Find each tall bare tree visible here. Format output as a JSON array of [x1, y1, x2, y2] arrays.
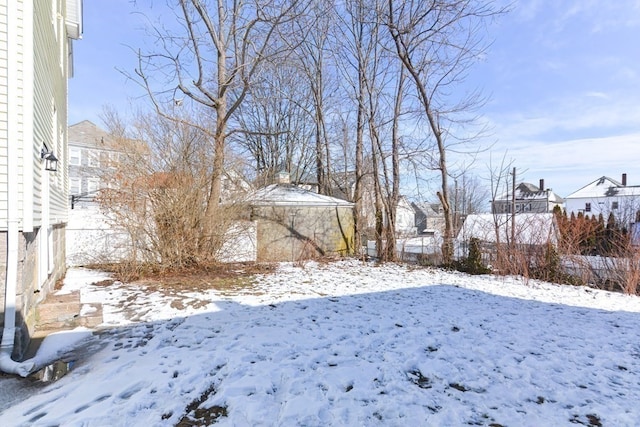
[[385, 0, 504, 263], [233, 63, 316, 186], [134, 0, 304, 247], [334, 0, 381, 253], [290, 0, 336, 195]]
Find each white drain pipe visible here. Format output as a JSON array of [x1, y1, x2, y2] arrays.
[[1, 221, 34, 377], [1, 0, 34, 377], [1, 138, 35, 376], [1, 101, 35, 377]]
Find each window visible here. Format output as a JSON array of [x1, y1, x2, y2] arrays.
[[88, 151, 99, 168], [70, 147, 81, 165], [585, 203, 591, 212], [87, 178, 100, 194], [70, 177, 81, 195], [612, 201, 619, 210], [110, 152, 120, 167], [100, 151, 110, 167]]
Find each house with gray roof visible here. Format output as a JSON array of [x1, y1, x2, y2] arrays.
[[492, 179, 563, 214], [68, 120, 122, 208]]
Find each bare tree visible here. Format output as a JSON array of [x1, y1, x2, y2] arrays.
[[289, 0, 337, 195], [449, 171, 489, 231], [385, 0, 504, 263], [332, 0, 382, 253], [233, 62, 316, 186], [134, 0, 304, 248]]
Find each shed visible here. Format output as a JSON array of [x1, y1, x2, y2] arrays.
[[248, 184, 354, 262]]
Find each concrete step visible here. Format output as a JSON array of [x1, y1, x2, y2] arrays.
[[78, 303, 103, 329], [34, 291, 104, 336]]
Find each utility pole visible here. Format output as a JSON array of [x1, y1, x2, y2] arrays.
[[511, 167, 516, 245]]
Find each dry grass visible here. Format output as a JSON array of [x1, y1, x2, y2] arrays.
[[85, 262, 277, 293]]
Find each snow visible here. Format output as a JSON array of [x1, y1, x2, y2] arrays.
[[566, 176, 640, 199], [457, 213, 557, 246], [247, 184, 354, 207], [2, 260, 640, 426]]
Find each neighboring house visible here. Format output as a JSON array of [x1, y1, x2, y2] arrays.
[[68, 120, 120, 208], [394, 196, 417, 236], [291, 167, 319, 193], [564, 174, 640, 226], [492, 179, 563, 214], [412, 202, 446, 235], [247, 183, 354, 262], [1, 0, 82, 371]]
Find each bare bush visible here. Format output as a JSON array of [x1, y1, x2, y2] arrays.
[[97, 111, 251, 274]]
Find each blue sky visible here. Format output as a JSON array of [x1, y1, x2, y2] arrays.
[[69, 0, 640, 199]]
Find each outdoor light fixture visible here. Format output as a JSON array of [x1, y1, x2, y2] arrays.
[[41, 146, 59, 172]]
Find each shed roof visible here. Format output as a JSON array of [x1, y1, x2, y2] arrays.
[[457, 213, 557, 245], [248, 184, 354, 207]]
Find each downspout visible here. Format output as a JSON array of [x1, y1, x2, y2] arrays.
[[1, 0, 35, 377], [0, 128, 35, 377]]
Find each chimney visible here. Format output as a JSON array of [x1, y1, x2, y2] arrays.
[[622, 173, 627, 186], [276, 171, 290, 184], [539, 179, 545, 191]]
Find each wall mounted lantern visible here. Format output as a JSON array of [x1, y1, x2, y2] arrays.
[[41, 146, 59, 172]]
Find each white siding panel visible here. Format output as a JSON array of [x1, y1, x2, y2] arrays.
[[34, 0, 70, 226], [0, 3, 8, 228]]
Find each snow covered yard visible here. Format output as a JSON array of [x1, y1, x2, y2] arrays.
[[2, 260, 640, 426]]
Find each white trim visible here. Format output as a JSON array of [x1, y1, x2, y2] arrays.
[[88, 150, 99, 167], [22, 0, 35, 233], [70, 146, 81, 165], [65, 0, 83, 40], [70, 176, 80, 194], [87, 177, 99, 194]]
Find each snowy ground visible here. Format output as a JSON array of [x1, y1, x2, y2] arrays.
[[2, 260, 640, 426]]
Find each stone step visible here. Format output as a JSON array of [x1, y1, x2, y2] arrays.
[[36, 292, 81, 325], [78, 303, 104, 329], [34, 291, 104, 336]]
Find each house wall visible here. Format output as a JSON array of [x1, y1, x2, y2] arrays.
[[492, 198, 560, 214], [34, 0, 69, 226], [0, 225, 65, 358], [565, 196, 640, 224], [1, 0, 74, 358], [68, 121, 120, 203], [252, 205, 354, 262], [393, 199, 416, 236]]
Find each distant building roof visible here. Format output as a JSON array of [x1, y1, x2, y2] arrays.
[[565, 176, 640, 199], [496, 182, 564, 203], [412, 202, 444, 216], [68, 120, 119, 150], [248, 184, 354, 207]]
